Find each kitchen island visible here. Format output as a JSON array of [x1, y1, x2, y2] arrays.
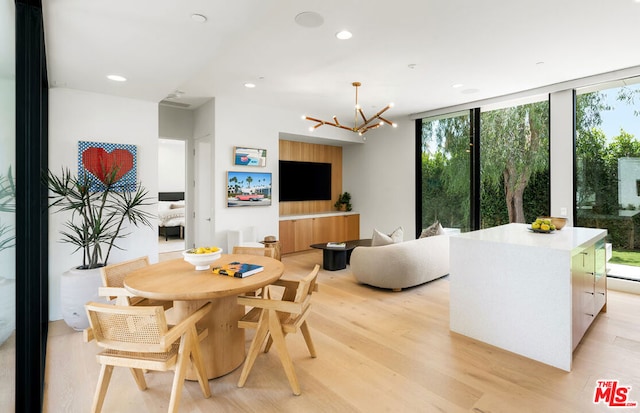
[[449, 223, 607, 371]]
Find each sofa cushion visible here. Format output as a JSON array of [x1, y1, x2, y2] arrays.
[[372, 228, 394, 246], [420, 220, 445, 238], [372, 226, 404, 246], [389, 226, 404, 243]]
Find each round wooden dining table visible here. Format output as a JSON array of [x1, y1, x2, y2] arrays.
[[124, 254, 284, 380]]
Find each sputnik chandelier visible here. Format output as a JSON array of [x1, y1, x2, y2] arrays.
[[303, 82, 397, 136]]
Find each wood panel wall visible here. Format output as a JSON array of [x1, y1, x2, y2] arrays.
[[279, 140, 342, 216]]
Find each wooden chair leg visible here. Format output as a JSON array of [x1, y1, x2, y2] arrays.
[[238, 310, 270, 388], [129, 368, 147, 390], [264, 335, 273, 353], [168, 333, 190, 413], [91, 364, 114, 413], [188, 326, 211, 398], [300, 321, 317, 358], [267, 309, 301, 395]]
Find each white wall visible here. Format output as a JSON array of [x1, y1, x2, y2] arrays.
[[343, 117, 415, 239], [210, 96, 365, 248], [158, 139, 185, 192], [159, 105, 193, 140], [618, 158, 640, 209], [48, 88, 159, 321]]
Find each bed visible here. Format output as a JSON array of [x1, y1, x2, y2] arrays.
[[158, 192, 185, 241]]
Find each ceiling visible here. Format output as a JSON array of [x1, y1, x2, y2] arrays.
[[41, 0, 640, 125]]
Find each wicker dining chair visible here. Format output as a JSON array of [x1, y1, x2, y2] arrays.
[[236, 264, 320, 395], [99, 256, 172, 309], [84, 301, 212, 413], [232, 246, 277, 297]]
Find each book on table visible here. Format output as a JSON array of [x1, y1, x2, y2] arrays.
[[326, 242, 346, 248], [212, 262, 264, 278]]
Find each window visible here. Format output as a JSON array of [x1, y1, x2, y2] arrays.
[[576, 78, 640, 279], [480, 98, 550, 227], [417, 98, 550, 234], [0, 0, 16, 409], [419, 112, 471, 233]]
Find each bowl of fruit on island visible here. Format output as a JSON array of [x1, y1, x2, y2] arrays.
[[530, 218, 556, 233], [183, 246, 222, 270]]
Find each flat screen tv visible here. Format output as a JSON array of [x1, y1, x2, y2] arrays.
[[279, 160, 332, 202]]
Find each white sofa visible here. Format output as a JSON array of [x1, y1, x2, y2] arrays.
[[350, 234, 450, 291]]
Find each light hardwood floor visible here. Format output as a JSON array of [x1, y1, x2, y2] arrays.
[[42, 250, 640, 412]]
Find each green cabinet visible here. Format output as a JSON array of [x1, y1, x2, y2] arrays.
[[571, 239, 607, 350]]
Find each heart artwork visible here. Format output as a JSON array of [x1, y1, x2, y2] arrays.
[[82, 147, 134, 185]]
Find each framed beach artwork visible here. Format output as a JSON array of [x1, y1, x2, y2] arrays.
[[78, 141, 137, 192], [233, 146, 267, 167], [227, 171, 272, 207]]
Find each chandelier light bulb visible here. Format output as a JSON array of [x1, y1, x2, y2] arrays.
[[302, 81, 396, 135]]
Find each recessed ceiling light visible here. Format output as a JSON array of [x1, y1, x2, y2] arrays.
[[191, 13, 207, 23], [452, 83, 464, 88], [106, 74, 127, 82], [294, 11, 324, 28], [244, 83, 256, 88], [336, 30, 353, 40], [407, 64, 417, 69]]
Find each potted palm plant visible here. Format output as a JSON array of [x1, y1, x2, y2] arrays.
[[47, 166, 154, 330]]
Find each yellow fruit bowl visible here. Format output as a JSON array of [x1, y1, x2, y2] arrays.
[[183, 247, 222, 270]]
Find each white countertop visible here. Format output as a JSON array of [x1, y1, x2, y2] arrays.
[[453, 223, 606, 252], [279, 211, 359, 220]]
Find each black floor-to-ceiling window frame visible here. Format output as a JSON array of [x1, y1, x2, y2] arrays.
[[415, 108, 481, 236], [15, 0, 48, 411], [416, 102, 550, 234]]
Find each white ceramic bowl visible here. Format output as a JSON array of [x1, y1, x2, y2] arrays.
[[182, 248, 222, 270]]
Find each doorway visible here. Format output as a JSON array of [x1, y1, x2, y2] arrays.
[[158, 138, 186, 253]]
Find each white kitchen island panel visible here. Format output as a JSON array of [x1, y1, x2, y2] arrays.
[[449, 223, 607, 371]]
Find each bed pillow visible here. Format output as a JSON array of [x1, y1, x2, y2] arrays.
[[170, 200, 185, 209], [158, 201, 173, 211]]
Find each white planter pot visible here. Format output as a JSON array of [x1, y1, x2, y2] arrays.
[[0, 276, 15, 346], [60, 266, 107, 331]]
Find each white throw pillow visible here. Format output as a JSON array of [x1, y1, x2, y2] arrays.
[[420, 220, 445, 238], [371, 226, 404, 246], [389, 226, 404, 243], [372, 228, 393, 246]]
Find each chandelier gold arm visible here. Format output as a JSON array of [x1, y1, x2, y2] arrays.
[[303, 81, 396, 135]]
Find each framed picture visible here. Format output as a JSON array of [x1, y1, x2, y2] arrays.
[[234, 146, 267, 167], [227, 171, 272, 207], [78, 141, 137, 192]]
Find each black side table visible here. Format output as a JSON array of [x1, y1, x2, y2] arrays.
[[310, 239, 372, 271]]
